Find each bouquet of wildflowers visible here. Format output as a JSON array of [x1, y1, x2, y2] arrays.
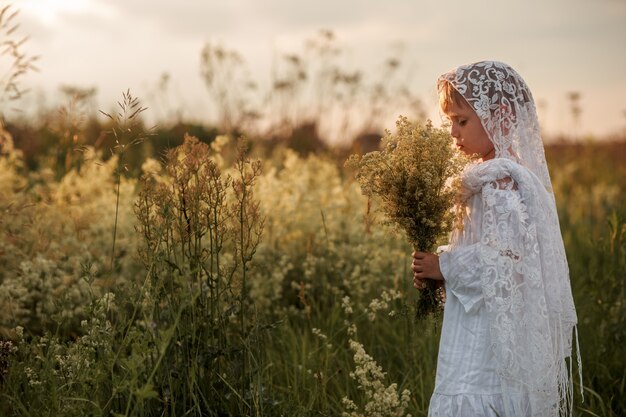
[[346, 116, 467, 317]]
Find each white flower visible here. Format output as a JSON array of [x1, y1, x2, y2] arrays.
[[342, 296, 353, 314], [312, 327, 328, 340]]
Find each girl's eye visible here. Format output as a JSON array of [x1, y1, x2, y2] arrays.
[[459, 119, 467, 126]]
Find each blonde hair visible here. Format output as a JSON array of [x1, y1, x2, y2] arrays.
[[437, 79, 466, 114]]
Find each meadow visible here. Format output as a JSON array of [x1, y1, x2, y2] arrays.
[[0, 107, 624, 416], [0, 7, 625, 416]]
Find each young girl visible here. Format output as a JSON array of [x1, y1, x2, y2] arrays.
[[411, 61, 582, 417]]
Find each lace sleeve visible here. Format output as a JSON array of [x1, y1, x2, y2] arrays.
[[439, 245, 482, 313]]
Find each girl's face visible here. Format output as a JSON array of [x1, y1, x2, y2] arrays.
[[444, 99, 495, 161]]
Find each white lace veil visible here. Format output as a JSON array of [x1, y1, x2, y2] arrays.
[[439, 61, 552, 191], [438, 61, 582, 416]]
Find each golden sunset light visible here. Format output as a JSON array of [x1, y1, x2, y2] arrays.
[[0, 2, 624, 416]]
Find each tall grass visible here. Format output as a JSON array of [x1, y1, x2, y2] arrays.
[[0, 133, 623, 416], [547, 142, 626, 415]]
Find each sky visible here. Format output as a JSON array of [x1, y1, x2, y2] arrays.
[[9, 0, 626, 142]]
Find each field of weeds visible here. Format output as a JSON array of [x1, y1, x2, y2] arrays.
[[0, 119, 624, 415]]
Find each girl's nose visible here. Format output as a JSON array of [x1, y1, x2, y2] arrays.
[[450, 123, 460, 139]]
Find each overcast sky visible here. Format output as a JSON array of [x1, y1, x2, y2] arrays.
[[11, 0, 626, 140]]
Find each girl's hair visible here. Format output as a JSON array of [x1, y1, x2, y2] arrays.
[[437, 79, 467, 114]]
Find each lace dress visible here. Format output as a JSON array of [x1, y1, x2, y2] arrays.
[[429, 166, 531, 417]]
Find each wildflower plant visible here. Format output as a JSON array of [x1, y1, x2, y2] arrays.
[[134, 134, 266, 416], [342, 339, 412, 417], [346, 116, 467, 317]]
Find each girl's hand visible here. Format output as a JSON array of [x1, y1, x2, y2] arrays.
[[412, 251, 443, 290]]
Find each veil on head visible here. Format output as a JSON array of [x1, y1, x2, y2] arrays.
[[438, 61, 553, 193]]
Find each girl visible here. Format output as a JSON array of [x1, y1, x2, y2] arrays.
[[411, 61, 582, 417]]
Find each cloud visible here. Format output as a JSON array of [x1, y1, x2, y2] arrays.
[[95, 0, 246, 40]]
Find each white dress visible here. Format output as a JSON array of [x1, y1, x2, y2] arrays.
[[428, 174, 530, 417]]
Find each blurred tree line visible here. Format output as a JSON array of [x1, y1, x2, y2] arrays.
[[4, 29, 427, 179]]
